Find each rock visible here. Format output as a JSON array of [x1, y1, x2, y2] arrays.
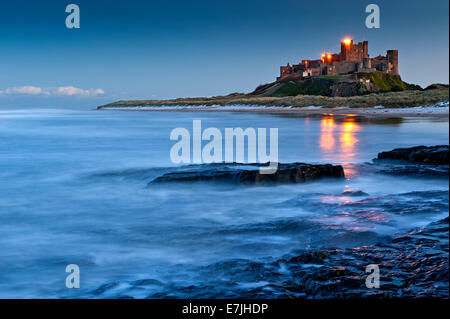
[[94, 214, 449, 299], [150, 163, 345, 185], [342, 190, 369, 197], [373, 163, 449, 178], [287, 251, 333, 265], [330, 82, 363, 97], [376, 145, 449, 165], [424, 83, 449, 90]]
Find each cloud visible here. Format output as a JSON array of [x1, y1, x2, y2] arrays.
[[0, 86, 105, 97], [0, 86, 44, 95], [52, 86, 105, 96]]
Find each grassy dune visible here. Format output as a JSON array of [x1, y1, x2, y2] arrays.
[[98, 88, 449, 109]]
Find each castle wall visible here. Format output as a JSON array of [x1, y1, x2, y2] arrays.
[[309, 67, 321, 76], [372, 59, 398, 75], [372, 60, 389, 72], [334, 61, 359, 74]]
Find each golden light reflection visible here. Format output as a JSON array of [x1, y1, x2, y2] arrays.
[[340, 118, 359, 154], [319, 116, 360, 178], [319, 117, 335, 151]]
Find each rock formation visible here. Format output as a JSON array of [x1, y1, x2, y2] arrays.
[[150, 163, 345, 185]]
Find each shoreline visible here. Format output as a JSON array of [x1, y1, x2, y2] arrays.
[[98, 105, 450, 119], [97, 87, 449, 118]]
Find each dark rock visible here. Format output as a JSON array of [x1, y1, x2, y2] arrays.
[[200, 216, 448, 298], [373, 163, 449, 178], [376, 145, 449, 165], [424, 83, 449, 90], [287, 251, 332, 265], [92, 216, 449, 299], [150, 162, 345, 185], [330, 82, 365, 97], [342, 190, 369, 197]]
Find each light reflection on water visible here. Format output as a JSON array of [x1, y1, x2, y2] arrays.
[[319, 116, 360, 178]]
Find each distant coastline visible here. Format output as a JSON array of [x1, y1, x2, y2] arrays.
[[97, 87, 449, 118]]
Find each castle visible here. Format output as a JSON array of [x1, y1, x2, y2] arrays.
[[278, 38, 398, 80]]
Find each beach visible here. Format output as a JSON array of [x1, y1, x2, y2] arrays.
[[98, 104, 449, 119]]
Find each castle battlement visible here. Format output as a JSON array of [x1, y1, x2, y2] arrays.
[[278, 38, 398, 80]]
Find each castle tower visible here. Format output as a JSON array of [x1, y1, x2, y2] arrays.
[[363, 56, 372, 69], [340, 39, 369, 61], [387, 50, 399, 75], [340, 39, 353, 61]]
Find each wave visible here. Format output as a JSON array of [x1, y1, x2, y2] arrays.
[[85, 216, 449, 299]]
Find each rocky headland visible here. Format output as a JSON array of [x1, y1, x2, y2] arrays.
[[97, 77, 448, 110]]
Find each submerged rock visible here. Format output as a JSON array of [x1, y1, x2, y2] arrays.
[[90, 189, 448, 299], [150, 163, 345, 185], [372, 163, 449, 178], [376, 145, 449, 165], [341, 190, 369, 197], [142, 216, 449, 299]]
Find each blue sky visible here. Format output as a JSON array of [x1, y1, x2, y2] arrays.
[[0, 0, 448, 107]]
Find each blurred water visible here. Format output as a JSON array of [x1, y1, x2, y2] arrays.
[[0, 108, 448, 298]]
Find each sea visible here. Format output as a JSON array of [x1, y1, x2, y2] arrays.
[[0, 106, 448, 298]]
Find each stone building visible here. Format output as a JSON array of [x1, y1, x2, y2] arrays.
[[278, 38, 399, 80]]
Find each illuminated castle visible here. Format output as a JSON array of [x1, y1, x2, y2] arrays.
[[278, 38, 398, 80]]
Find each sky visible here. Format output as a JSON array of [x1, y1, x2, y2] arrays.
[[0, 0, 448, 108]]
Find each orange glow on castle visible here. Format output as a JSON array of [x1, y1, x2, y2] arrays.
[[278, 37, 399, 80]]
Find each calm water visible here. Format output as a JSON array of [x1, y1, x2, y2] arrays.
[[0, 108, 448, 298]]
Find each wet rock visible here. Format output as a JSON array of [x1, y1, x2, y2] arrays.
[[342, 190, 369, 197], [370, 145, 449, 177], [173, 216, 449, 298], [89, 191, 448, 299], [376, 145, 449, 165], [285, 216, 449, 298], [373, 163, 449, 178], [150, 162, 345, 185], [286, 251, 333, 265]]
